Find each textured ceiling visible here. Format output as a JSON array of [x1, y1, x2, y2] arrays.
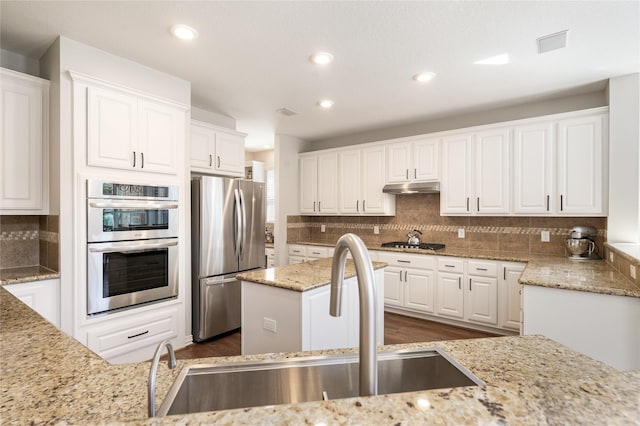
[[1, 1, 638, 150]]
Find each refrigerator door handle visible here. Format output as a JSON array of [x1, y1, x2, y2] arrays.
[[239, 188, 247, 259], [233, 188, 242, 258]]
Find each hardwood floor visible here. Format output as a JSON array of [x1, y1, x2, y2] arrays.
[[173, 312, 500, 360]]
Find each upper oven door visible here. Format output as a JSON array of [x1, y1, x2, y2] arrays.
[[87, 199, 179, 242]]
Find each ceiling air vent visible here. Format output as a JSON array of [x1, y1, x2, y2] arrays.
[[276, 107, 297, 116], [537, 30, 568, 54]]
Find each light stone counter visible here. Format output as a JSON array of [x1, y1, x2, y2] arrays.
[[0, 265, 60, 285], [292, 242, 640, 298], [236, 257, 388, 292], [2, 285, 640, 425]]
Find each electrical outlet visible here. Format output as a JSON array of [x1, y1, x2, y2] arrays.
[[458, 228, 465, 238], [263, 317, 277, 333], [541, 231, 550, 242], [373, 225, 380, 235], [631, 265, 637, 280], [321, 224, 326, 233]]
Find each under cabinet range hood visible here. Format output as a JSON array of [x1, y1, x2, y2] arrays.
[[382, 182, 440, 194]]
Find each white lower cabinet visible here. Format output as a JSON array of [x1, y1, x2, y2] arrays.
[[435, 258, 465, 319], [378, 252, 435, 314], [466, 260, 498, 326], [84, 305, 180, 364], [288, 244, 307, 264], [241, 269, 384, 355], [265, 248, 276, 268], [4, 279, 59, 327], [500, 262, 526, 331]]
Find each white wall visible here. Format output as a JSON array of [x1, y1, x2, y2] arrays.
[[191, 105, 236, 129], [608, 73, 640, 242], [274, 135, 309, 265], [251, 150, 275, 169], [40, 36, 191, 344], [307, 89, 607, 151], [1, 48, 39, 76]]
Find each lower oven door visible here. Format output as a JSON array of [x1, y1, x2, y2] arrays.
[[87, 238, 178, 315]]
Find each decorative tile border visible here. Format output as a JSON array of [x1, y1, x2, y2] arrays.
[[0, 230, 39, 241], [39, 230, 59, 243], [288, 222, 606, 237]]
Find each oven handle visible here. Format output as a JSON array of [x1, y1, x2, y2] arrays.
[[88, 240, 178, 253], [89, 201, 179, 209]]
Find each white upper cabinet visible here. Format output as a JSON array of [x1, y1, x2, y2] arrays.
[[442, 128, 510, 215], [513, 122, 554, 214], [513, 110, 607, 216], [557, 113, 606, 215], [441, 133, 473, 214], [474, 128, 510, 214], [87, 84, 186, 175], [299, 152, 338, 215], [190, 120, 246, 177], [339, 146, 395, 215], [0, 68, 49, 214], [386, 137, 439, 183]]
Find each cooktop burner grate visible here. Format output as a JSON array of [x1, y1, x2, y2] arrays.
[[381, 242, 445, 251]]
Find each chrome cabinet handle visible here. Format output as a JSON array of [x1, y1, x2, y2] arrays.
[[363, 200, 366, 212], [357, 200, 359, 212], [406, 169, 409, 180], [477, 197, 480, 212], [469, 278, 472, 291], [414, 168, 417, 179], [466, 197, 470, 212], [128, 330, 149, 339], [398, 260, 411, 264], [458, 276, 461, 289], [399, 270, 403, 282], [503, 267, 506, 280], [209, 154, 212, 167], [476, 268, 488, 271], [318, 201, 321, 212], [217, 156, 221, 168], [445, 264, 455, 268], [313, 201, 316, 212], [404, 270, 408, 281], [141, 152, 144, 168], [132, 151, 136, 167], [546, 195, 550, 211], [560, 195, 564, 211]]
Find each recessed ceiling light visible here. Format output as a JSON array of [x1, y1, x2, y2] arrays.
[[170, 24, 198, 40], [309, 52, 334, 65], [318, 99, 334, 109], [412, 72, 436, 83], [474, 53, 509, 65]]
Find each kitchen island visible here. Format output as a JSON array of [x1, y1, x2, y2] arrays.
[[237, 257, 386, 355], [2, 277, 640, 424]]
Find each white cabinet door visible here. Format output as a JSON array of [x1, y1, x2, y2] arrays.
[[137, 99, 182, 174], [338, 149, 361, 214], [317, 153, 338, 214], [466, 276, 498, 325], [4, 279, 59, 328], [361, 146, 392, 214], [386, 142, 412, 183], [305, 284, 352, 351], [383, 267, 404, 307], [215, 130, 245, 176], [413, 138, 439, 181], [404, 269, 435, 314], [299, 156, 318, 214], [441, 134, 473, 214], [474, 128, 510, 214], [0, 69, 48, 213], [87, 85, 138, 170], [435, 272, 464, 319], [501, 263, 525, 332], [513, 123, 554, 214], [191, 122, 216, 171], [557, 114, 605, 215]]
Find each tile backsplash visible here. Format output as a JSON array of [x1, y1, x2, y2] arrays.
[[0, 215, 59, 271], [287, 193, 607, 257]]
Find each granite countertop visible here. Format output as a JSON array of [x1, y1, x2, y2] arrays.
[[290, 242, 640, 298], [2, 287, 639, 425], [236, 257, 387, 292], [0, 265, 60, 285]]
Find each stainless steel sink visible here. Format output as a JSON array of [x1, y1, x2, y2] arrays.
[[157, 348, 484, 416]]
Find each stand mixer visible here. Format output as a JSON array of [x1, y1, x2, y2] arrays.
[[565, 226, 599, 260]]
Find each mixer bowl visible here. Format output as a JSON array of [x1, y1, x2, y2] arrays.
[[565, 238, 593, 256]]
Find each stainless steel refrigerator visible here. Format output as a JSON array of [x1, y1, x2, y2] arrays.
[[191, 175, 265, 342]]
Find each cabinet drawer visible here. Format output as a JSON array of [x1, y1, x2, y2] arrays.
[[87, 307, 178, 356], [288, 244, 307, 256], [377, 252, 435, 270], [437, 257, 464, 273], [307, 246, 329, 258], [468, 260, 498, 277]]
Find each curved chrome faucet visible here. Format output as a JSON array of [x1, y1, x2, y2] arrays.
[[330, 233, 378, 396], [148, 339, 177, 417]]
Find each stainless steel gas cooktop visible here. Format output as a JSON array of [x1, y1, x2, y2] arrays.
[[381, 242, 445, 251]]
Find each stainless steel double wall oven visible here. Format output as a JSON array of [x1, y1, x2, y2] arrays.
[[86, 180, 179, 315]]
